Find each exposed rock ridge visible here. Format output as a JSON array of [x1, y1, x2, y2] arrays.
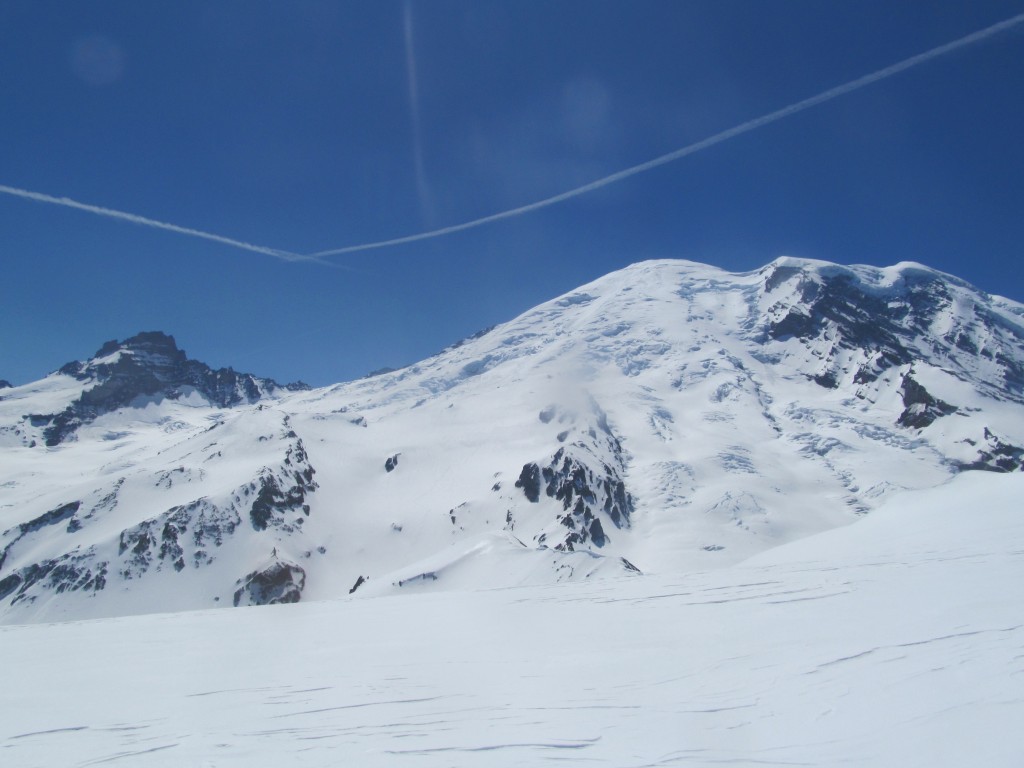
[[0, 424, 318, 608], [514, 400, 634, 552], [759, 262, 1024, 404], [37, 331, 308, 445]]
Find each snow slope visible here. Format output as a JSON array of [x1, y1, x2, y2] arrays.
[[2, 470, 1022, 766], [1, 258, 1023, 622]]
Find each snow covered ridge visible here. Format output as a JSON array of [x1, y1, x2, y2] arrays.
[[1, 257, 1023, 624]]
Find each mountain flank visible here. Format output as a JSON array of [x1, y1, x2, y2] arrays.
[[1, 258, 1022, 623]]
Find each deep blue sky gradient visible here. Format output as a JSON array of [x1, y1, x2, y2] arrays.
[[2, 1, 1023, 386]]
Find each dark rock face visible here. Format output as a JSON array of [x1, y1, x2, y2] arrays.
[[548, 449, 629, 525], [0, 418, 319, 610], [18, 501, 80, 534], [515, 463, 542, 503], [514, 401, 634, 552], [118, 499, 241, 579], [249, 437, 317, 531], [233, 558, 306, 606], [41, 332, 309, 445], [761, 265, 1024, 403], [0, 573, 19, 602], [758, 263, 1024, 480], [384, 454, 400, 473], [249, 473, 312, 531], [897, 373, 958, 429], [524, 447, 632, 550], [957, 428, 1024, 473], [0, 551, 108, 605], [766, 271, 917, 370], [0, 501, 82, 570], [0, 380, 11, 389]]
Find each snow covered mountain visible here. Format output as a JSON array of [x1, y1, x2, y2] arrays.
[[2, 257, 1023, 623]]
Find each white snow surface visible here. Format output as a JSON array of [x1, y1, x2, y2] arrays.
[[2, 470, 1022, 766], [2, 258, 1024, 623], [3, 257, 1024, 764]]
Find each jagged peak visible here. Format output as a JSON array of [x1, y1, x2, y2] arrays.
[[32, 331, 310, 446], [58, 331, 187, 379], [57, 331, 307, 391], [93, 330, 184, 360]]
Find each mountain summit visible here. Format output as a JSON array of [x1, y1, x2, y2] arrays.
[[29, 331, 308, 446], [1, 258, 1022, 623]]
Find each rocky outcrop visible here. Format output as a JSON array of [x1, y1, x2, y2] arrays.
[[957, 428, 1024, 473], [248, 435, 317, 531], [0, 501, 82, 570], [233, 557, 306, 606], [760, 263, 1024, 403], [514, 401, 634, 552], [249, 472, 311, 531], [0, 419, 318, 610], [897, 373, 958, 429], [41, 332, 308, 445], [764, 269, 914, 375], [516, 448, 632, 551], [118, 498, 242, 579], [0, 550, 108, 606]]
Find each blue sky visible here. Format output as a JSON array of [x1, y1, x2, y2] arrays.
[[2, 1, 1023, 387]]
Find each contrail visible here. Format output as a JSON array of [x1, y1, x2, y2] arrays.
[[0, 183, 317, 263], [311, 11, 1024, 259], [2, 13, 1020, 265], [404, 0, 432, 222]]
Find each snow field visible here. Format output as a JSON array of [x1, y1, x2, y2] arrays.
[[2, 471, 1023, 766]]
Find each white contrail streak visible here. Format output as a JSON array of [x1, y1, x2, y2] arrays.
[[404, 0, 432, 221], [2, 13, 1020, 265], [311, 11, 1024, 259], [0, 183, 316, 263]]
